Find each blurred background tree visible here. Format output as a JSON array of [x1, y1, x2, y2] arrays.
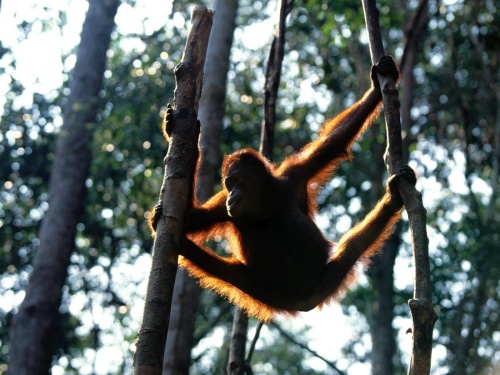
[[0, 0, 498, 374]]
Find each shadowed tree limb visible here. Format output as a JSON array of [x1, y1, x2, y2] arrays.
[[361, 1, 437, 374], [163, 1, 238, 373], [134, 7, 213, 374]]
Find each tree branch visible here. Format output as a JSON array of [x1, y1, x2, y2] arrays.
[[259, 0, 293, 159], [134, 7, 213, 374], [361, 1, 437, 374]]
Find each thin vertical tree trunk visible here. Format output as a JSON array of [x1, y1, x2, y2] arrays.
[[8, 1, 120, 373], [227, 308, 249, 375], [368, 2, 430, 373], [134, 7, 213, 375], [399, 0, 429, 155], [259, 0, 292, 158], [228, 1, 292, 373], [361, 1, 437, 374], [163, 1, 238, 373], [369, 225, 401, 375]]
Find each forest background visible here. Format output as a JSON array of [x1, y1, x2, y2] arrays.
[[0, 0, 499, 374]]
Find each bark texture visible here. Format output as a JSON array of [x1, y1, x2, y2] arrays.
[[227, 308, 249, 375], [8, 1, 120, 373], [134, 7, 213, 375], [163, 2, 238, 374], [361, 1, 437, 374]]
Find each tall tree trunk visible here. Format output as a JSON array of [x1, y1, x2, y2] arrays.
[[363, 1, 431, 373], [227, 308, 249, 375], [369, 225, 401, 375], [362, 1, 436, 374], [162, 1, 238, 374], [162, 271, 202, 374], [134, 8, 212, 374], [8, 0, 120, 373]]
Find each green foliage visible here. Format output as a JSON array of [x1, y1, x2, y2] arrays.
[[2, 0, 500, 373]]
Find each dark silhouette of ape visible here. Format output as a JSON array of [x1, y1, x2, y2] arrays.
[[151, 56, 415, 321]]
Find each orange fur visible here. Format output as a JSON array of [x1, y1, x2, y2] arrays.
[[150, 56, 410, 321]]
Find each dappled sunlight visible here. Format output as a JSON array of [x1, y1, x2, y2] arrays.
[[1, 0, 498, 373]]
